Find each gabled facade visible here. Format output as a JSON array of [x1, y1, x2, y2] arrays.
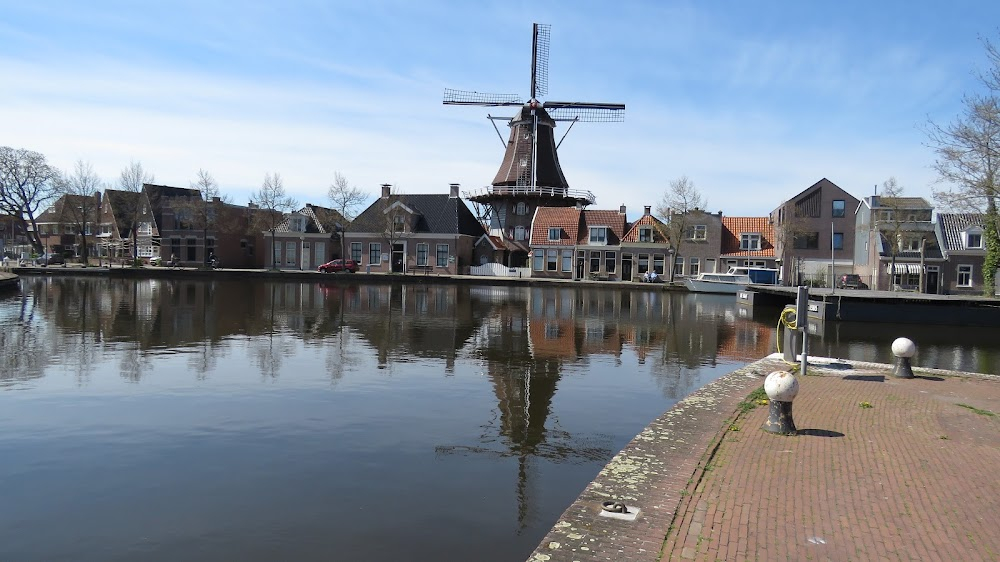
[[575, 207, 628, 280], [345, 184, 485, 275], [620, 205, 672, 281], [99, 189, 157, 262], [855, 195, 944, 292], [936, 213, 989, 295], [144, 184, 204, 265], [771, 178, 859, 286], [529, 206, 581, 279], [720, 217, 777, 271], [263, 203, 348, 270]]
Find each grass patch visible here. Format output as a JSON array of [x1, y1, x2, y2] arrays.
[[738, 386, 768, 414], [859, 401, 873, 409], [956, 403, 996, 417]]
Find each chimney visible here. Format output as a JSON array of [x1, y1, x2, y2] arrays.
[[381, 184, 391, 199], [575, 201, 583, 210], [619, 204, 627, 215], [212, 196, 221, 203], [449, 183, 460, 199], [644, 205, 651, 216]]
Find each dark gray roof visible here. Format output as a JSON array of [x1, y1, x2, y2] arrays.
[[350, 194, 485, 236], [874, 196, 931, 210], [938, 213, 986, 251]]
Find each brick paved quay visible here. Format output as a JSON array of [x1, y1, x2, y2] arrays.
[[529, 357, 1000, 562]]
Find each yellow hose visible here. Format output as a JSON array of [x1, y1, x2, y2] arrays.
[[775, 307, 800, 367]]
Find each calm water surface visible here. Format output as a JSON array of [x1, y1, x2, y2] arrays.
[[1, 277, 996, 561]]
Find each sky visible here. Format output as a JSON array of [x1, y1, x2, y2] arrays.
[[2, 0, 999, 220]]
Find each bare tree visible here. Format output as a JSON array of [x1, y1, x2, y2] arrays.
[[182, 169, 234, 265], [58, 160, 103, 265], [655, 175, 706, 283], [0, 146, 61, 253], [380, 193, 410, 272], [927, 35, 1000, 295], [116, 161, 154, 262], [251, 172, 297, 269], [327, 172, 369, 221], [877, 177, 911, 290]]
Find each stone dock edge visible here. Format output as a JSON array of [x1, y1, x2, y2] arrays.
[[526, 356, 996, 562]]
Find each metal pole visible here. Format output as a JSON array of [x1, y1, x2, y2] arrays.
[[831, 220, 836, 295], [796, 285, 809, 376]]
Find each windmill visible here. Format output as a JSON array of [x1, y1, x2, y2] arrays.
[[443, 23, 625, 266]]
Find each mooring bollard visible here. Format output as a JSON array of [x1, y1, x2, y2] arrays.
[[891, 337, 916, 379], [762, 371, 798, 435]]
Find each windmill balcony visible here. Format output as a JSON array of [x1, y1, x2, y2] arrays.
[[464, 184, 596, 205]]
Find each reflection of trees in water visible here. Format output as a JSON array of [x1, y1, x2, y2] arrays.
[[0, 293, 46, 385]]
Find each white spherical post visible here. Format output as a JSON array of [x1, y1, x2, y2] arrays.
[[891, 337, 916, 379], [762, 371, 799, 435]]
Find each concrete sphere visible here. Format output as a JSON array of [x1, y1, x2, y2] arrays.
[[891, 337, 916, 358], [764, 371, 799, 402]]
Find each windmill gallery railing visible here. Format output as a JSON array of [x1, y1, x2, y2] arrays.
[[463, 184, 596, 205]]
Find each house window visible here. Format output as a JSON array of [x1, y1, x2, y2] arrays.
[[653, 254, 664, 274], [832, 200, 845, 218], [351, 242, 362, 262], [101, 224, 112, 235], [369, 243, 381, 264], [436, 244, 449, 267], [546, 249, 557, 271], [589, 226, 607, 244], [590, 251, 600, 272], [548, 227, 560, 241], [562, 250, 573, 272], [533, 251, 544, 271], [605, 251, 617, 273], [903, 237, 921, 251], [674, 256, 684, 275], [285, 241, 296, 265], [793, 232, 819, 249], [84, 224, 92, 236], [967, 232, 983, 248], [515, 202, 527, 215], [638, 253, 649, 274], [687, 225, 707, 240], [957, 265, 973, 287], [833, 232, 844, 250], [740, 233, 761, 251], [187, 238, 197, 261], [393, 215, 405, 233], [137, 222, 152, 235], [689, 257, 700, 276], [514, 226, 526, 241], [639, 227, 652, 243], [416, 243, 429, 266]]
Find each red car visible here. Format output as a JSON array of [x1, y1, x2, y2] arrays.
[[318, 259, 358, 273]]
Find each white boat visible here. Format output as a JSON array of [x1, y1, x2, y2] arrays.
[[683, 271, 753, 294]]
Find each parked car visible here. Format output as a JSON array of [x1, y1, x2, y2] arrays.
[[318, 259, 358, 273], [35, 253, 65, 266], [838, 274, 868, 289]]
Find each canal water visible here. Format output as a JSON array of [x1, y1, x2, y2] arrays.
[[1, 277, 996, 561]]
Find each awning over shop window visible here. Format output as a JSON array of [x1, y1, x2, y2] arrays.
[[886, 263, 921, 274]]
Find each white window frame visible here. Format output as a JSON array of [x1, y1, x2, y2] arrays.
[[546, 249, 557, 271], [548, 227, 560, 242], [369, 243, 381, 264], [416, 243, 429, 266], [967, 231, 983, 249], [589, 226, 608, 245], [689, 225, 707, 241], [561, 249, 573, 272], [689, 257, 700, 276], [533, 251, 544, 271], [514, 226, 526, 241], [351, 242, 362, 263], [285, 241, 297, 266], [638, 227, 652, 243], [957, 264, 973, 287], [436, 244, 449, 267], [515, 202, 527, 215], [740, 233, 761, 251]]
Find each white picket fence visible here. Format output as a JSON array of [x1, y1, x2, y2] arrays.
[[470, 262, 532, 278]]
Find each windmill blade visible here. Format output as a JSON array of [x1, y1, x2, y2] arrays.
[[443, 88, 523, 106], [544, 101, 626, 122], [531, 23, 550, 99]]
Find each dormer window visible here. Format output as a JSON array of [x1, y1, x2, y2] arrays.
[[393, 214, 405, 233], [589, 226, 608, 244], [639, 227, 652, 243], [967, 230, 983, 249], [740, 233, 761, 251], [548, 227, 560, 241]]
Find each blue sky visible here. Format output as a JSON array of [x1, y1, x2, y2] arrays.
[[2, 0, 998, 219]]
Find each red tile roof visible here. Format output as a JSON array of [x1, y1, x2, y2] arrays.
[[578, 210, 627, 244], [531, 207, 581, 246], [622, 213, 669, 243], [721, 217, 775, 257]]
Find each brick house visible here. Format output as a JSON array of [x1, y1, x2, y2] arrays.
[[771, 178, 860, 286], [344, 184, 485, 275], [935, 213, 990, 295], [575, 207, 628, 280], [262, 203, 348, 270], [619, 205, 672, 282], [720, 217, 777, 271], [34, 193, 102, 259], [855, 195, 944, 291], [667, 209, 724, 279], [529, 206, 581, 279]]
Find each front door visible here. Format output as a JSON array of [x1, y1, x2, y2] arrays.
[[301, 242, 311, 270], [392, 243, 405, 273], [622, 254, 633, 281], [926, 269, 939, 294]]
